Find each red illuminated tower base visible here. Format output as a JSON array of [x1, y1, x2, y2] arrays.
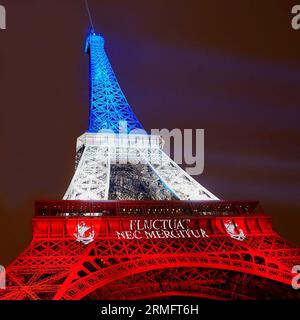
[[0, 200, 299, 300]]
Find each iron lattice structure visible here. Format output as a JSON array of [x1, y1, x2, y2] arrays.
[[63, 133, 218, 201], [0, 30, 299, 300], [0, 201, 299, 300], [86, 32, 143, 133]]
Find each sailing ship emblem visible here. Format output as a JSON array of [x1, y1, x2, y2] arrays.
[[224, 220, 246, 241], [74, 222, 95, 245]]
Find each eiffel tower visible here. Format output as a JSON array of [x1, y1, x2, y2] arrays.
[[0, 29, 299, 300]]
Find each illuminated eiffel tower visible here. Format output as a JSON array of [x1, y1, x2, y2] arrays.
[[0, 30, 299, 300]]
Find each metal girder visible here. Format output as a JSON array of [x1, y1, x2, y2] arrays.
[[139, 147, 218, 200], [64, 146, 110, 200]]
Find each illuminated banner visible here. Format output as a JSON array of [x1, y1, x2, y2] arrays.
[[33, 215, 250, 244], [116, 219, 209, 240]]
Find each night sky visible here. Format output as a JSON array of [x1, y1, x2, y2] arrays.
[[0, 0, 300, 266]]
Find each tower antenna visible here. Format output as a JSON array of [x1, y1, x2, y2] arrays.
[[84, 0, 95, 31]]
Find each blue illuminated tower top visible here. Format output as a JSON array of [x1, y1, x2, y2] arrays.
[[85, 30, 144, 133]]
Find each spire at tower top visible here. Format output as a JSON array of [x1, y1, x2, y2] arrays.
[[85, 31, 144, 134], [84, 0, 95, 31]]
